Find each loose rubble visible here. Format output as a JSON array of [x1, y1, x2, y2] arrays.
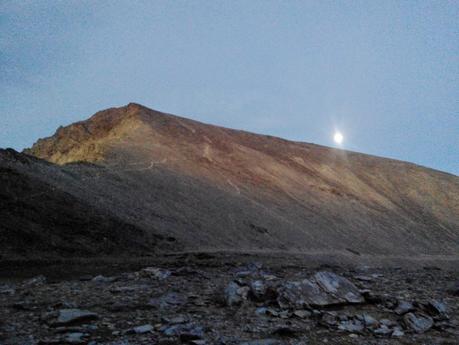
[[0, 257, 458, 344]]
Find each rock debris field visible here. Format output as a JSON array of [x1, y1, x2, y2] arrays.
[[1, 257, 458, 345]]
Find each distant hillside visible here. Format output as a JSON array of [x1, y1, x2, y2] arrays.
[[1, 103, 457, 261]]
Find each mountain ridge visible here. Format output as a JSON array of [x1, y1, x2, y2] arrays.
[[1, 103, 458, 262]]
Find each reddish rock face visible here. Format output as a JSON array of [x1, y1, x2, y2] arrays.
[[1, 103, 458, 260]]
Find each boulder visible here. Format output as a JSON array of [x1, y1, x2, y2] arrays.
[[314, 271, 364, 304], [277, 279, 339, 308], [403, 312, 434, 333]]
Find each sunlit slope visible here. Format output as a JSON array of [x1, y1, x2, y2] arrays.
[[23, 103, 459, 256]]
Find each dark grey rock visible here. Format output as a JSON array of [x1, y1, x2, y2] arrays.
[[314, 271, 364, 304], [239, 340, 283, 345], [126, 324, 153, 334], [63, 332, 88, 344], [162, 315, 189, 324], [362, 314, 378, 328], [255, 307, 280, 317], [22, 275, 46, 288], [225, 281, 249, 306], [426, 300, 447, 316], [250, 280, 269, 301], [91, 275, 117, 283], [403, 312, 434, 333], [149, 292, 186, 309], [392, 328, 405, 337], [277, 279, 338, 308], [337, 319, 364, 333], [373, 325, 392, 336], [394, 300, 414, 315], [140, 267, 171, 280], [53, 309, 98, 326], [293, 310, 311, 319], [320, 312, 338, 327], [161, 323, 204, 341], [379, 318, 397, 327], [0, 288, 15, 295]]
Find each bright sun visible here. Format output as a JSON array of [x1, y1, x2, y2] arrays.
[[334, 131, 343, 145]]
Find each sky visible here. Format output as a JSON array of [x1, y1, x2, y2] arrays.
[[1, 1, 458, 175]]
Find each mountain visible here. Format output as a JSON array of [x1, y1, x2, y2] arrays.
[[2, 103, 458, 262]]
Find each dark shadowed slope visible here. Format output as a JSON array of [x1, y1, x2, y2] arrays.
[[0, 149, 172, 260], [2, 103, 458, 260]]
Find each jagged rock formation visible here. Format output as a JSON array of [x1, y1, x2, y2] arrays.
[[1, 103, 458, 260]]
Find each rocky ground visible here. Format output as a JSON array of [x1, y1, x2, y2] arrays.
[[1, 255, 458, 345]]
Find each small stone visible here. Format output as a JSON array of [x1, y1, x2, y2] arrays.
[[149, 292, 186, 309], [320, 312, 338, 327], [394, 300, 414, 315], [293, 310, 311, 319], [161, 323, 204, 340], [379, 318, 397, 327], [140, 267, 171, 280], [239, 340, 282, 345], [53, 309, 98, 326], [91, 275, 116, 283], [362, 314, 378, 328], [190, 341, 207, 345], [250, 280, 268, 301], [373, 325, 392, 336], [392, 328, 404, 337], [0, 288, 15, 295], [130, 324, 153, 334], [338, 319, 364, 333], [426, 300, 447, 316], [22, 275, 46, 288], [225, 281, 249, 306], [162, 315, 189, 324], [63, 332, 88, 344]]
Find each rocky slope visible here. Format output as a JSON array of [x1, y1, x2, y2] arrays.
[[1, 103, 458, 261]]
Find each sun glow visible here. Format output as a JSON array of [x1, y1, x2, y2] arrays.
[[333, 131, 343, 145]]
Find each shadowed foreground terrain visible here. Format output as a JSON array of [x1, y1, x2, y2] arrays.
[[0, 104, 458, 344], [1, 255, 458, 344]]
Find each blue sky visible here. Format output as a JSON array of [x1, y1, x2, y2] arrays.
[[1, 1, 458, 175]]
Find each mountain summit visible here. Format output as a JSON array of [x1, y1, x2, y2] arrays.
[[2, 103, 458, 262]]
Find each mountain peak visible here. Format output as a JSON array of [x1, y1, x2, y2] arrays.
[[24, 103, 160, 164]]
